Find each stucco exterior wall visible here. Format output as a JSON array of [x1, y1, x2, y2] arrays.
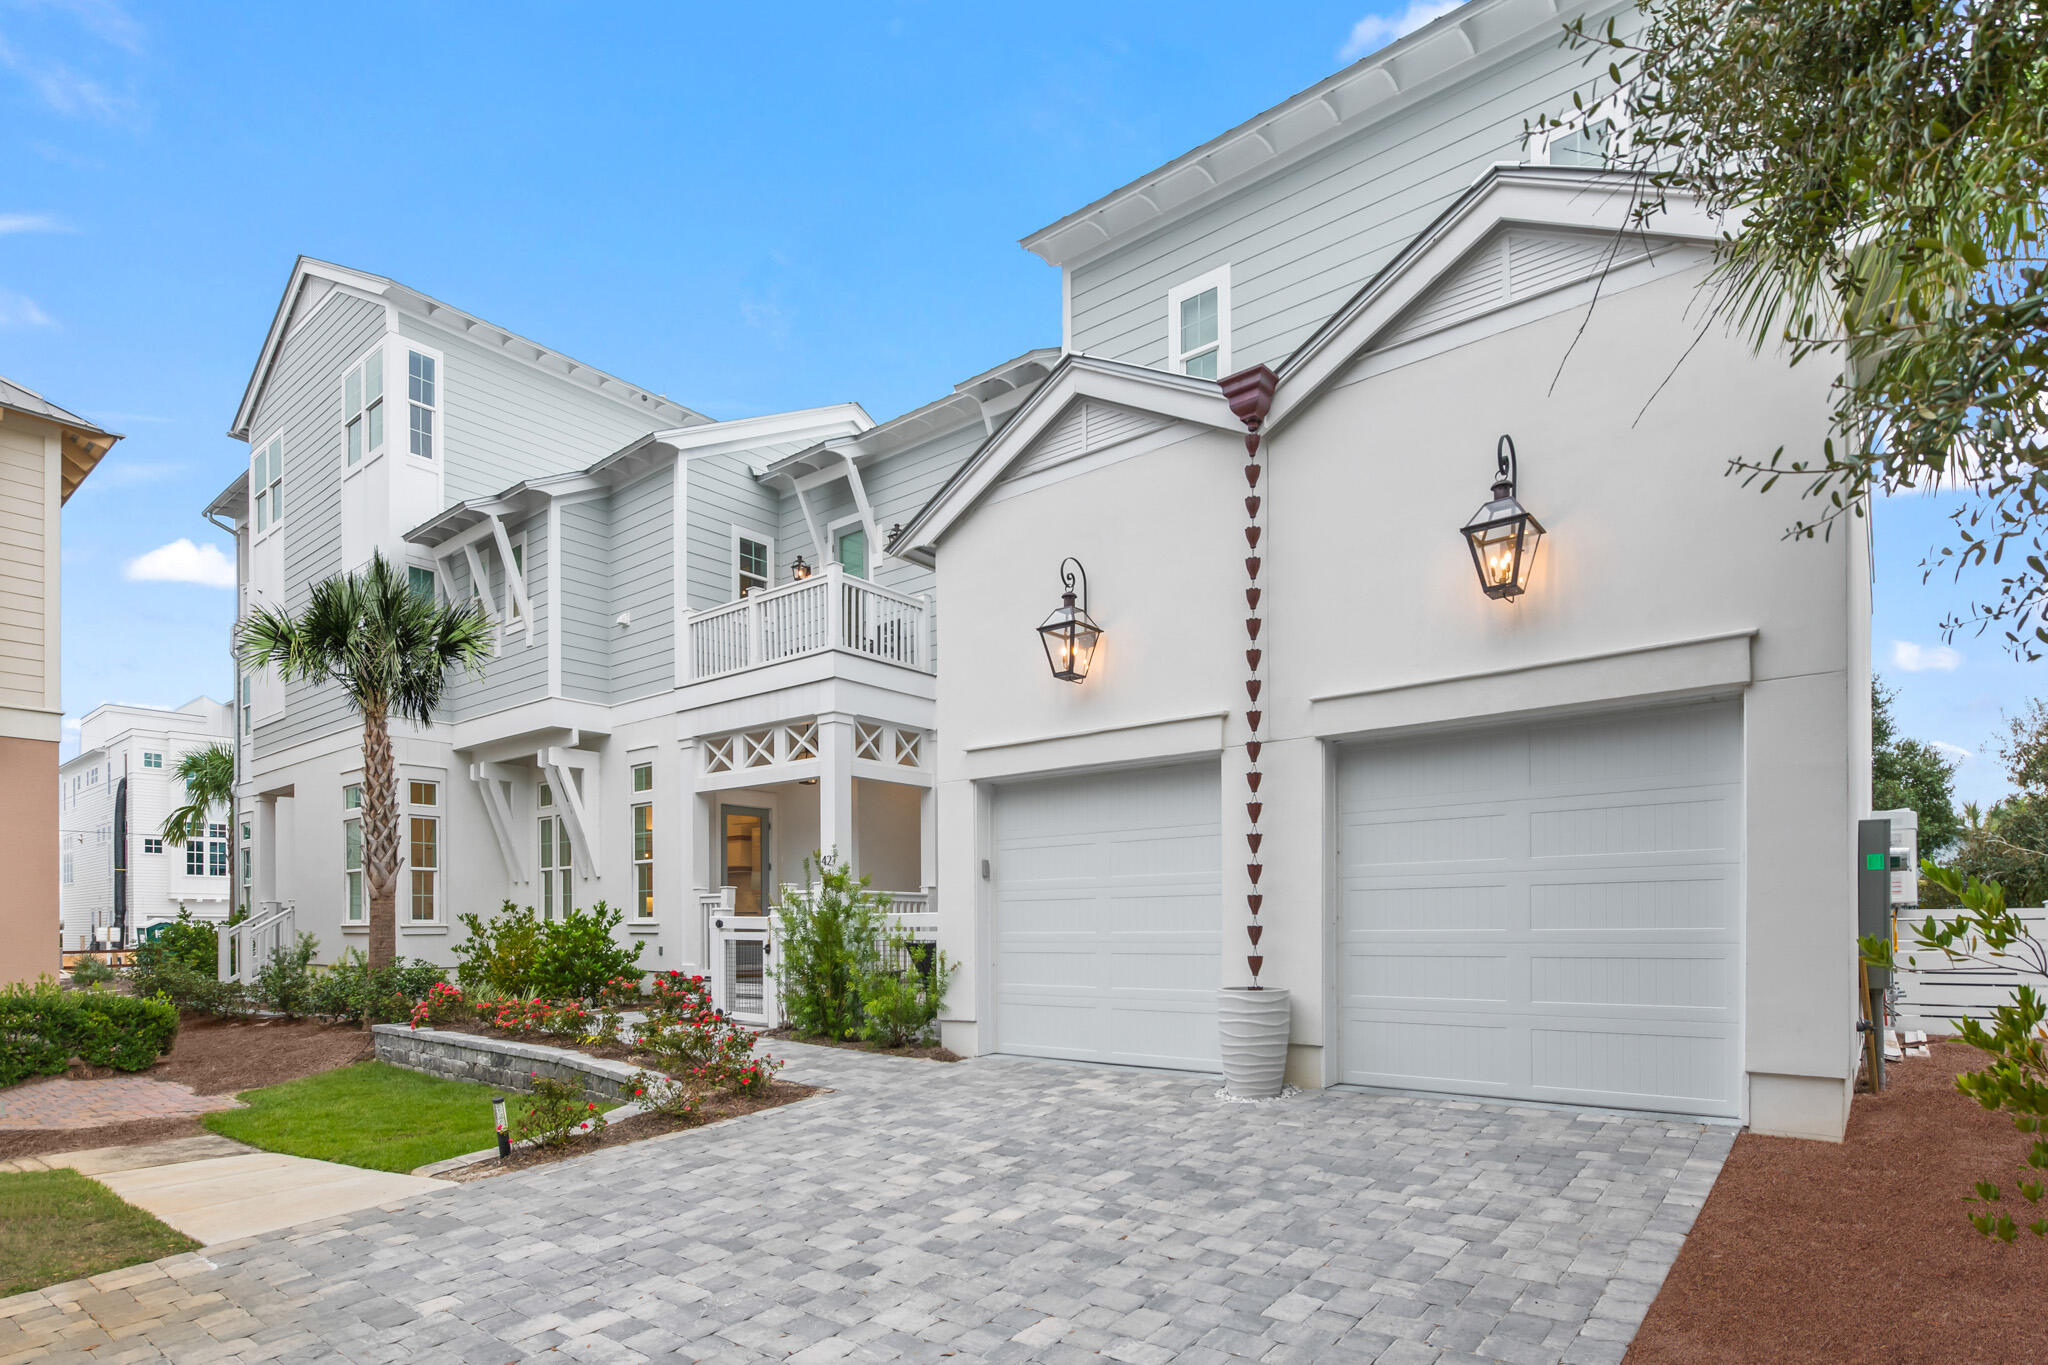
[[1, 735, 60, 984], [932, 259, 1860, 1139]]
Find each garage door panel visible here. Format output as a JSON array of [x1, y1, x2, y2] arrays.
[[1527, 870, 1734, 932], [993, 761, 1221, 1072], [1337, 701, 1741, 1118]]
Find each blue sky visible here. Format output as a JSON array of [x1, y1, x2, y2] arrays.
[[3, 0, 2033, 804]]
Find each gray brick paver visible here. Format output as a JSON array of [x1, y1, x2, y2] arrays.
[[0, 1042, 1727, 1363]]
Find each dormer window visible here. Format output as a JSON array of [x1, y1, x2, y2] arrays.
[[1168, 266, 1231, 380]]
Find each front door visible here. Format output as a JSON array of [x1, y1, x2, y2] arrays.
[[721, 805, 771, 916]]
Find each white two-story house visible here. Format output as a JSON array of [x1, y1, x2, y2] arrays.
[[206, 258, 1052, 1001], [58, 698, 236, 948]]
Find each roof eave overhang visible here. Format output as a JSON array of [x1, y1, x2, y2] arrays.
[[1020, 0, 1632, 270]]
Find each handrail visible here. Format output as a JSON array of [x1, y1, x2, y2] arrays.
[[684, 565, 929, 680], [218, 900, 295, 984]]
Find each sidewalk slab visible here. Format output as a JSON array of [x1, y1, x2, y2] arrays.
[[92, 1152, 446, 1246]]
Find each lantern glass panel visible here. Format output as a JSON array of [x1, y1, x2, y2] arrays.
[[1037, 600, 1101, 681], [1461, 497, 1543, 599]]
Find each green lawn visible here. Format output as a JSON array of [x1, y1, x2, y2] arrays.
[[0, 1169, 200, 1298], [203, 1061, 542, 1173]]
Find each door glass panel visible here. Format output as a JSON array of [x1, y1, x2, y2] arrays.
[[722, 807, 768, 916], [836, 527, 867, 580]]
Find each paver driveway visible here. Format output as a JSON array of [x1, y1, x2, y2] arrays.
[[0, 1042, 1731, 1365]]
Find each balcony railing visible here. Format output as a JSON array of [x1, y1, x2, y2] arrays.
[[686, 565, 928, 681]]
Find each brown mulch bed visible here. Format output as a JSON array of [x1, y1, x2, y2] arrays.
[[0, 1014, 371, 1161], [764, 1027, 959, 1062], [1627, 1040, 2048, 1365], [438, 1078, 818, 1182]]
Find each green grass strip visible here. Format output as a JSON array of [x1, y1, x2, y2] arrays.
[[203, 1060, 544, 1173], [0, 1169, 200, 1298]]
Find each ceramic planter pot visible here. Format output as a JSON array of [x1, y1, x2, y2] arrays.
[[1217, 986, 1290, 1098]]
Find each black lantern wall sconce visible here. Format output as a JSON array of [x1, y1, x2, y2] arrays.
[[1460, 435, 1545, 600], [790, 555, 813, 581], [1037, 557, 1103, 683]]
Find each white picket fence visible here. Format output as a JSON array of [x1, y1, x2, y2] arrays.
[[1891, 908, 2048, 1032]]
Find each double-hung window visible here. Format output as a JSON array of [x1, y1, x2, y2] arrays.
[[143, 837, 163, 855], [344, 348, 385, 467], [538, 781, 572, 920], [206, 823, 229, 877], [251, 434, 284, 533], [631, 763, 654, 920], [734, 531, 771, 598], [408, 780, 440, 920], [1167, 266, 1231, 380], [408, 350, 438, 459], [342, 786, 363, 922]]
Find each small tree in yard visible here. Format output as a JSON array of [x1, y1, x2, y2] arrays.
[[775, 856, 882, 1040], [1865, 865, 2048, 1241], [239, 552, 492, 968]]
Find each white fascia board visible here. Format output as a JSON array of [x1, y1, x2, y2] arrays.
[[230, 258, 395, 440], [1266, 168, 1720, 432], [1021, 0, 1633, 270], [894, 355, 1238, 561], [660, 403, 875, 462]]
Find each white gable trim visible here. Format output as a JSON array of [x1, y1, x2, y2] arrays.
[[1266, 167, 1720, 431], [892, 356, 1238, 562]]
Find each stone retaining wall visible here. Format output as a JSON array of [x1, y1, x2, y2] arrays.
[[371, 1025, 641, 1103]]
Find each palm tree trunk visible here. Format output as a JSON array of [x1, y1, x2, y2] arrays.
[[362, 705, 400, 969]]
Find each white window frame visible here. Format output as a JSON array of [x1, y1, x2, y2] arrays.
[[206, 822, 229, 878], [1530, 95, 1632, 166], [142, 751, 162, 769], [340, 343, 388, 476], [1167, 265, 1232, 381], [142, 837, 163, 855], [250, 429, 286, 541], [406, 345, 443, 463], [342, 784, 364, 924], [827, 514, 868, 581], [407, 563, 438, 603], [406, 779, 441, 923], [731, 525, 774, 599], [538, 780, 573, 921], [631, 762, 654, 920]]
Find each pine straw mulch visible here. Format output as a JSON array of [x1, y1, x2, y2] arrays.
[[0, 1014, 373, 1161], [763, 1027, 959, 1062], [1626, 1040, 2048, 1365], [437, 1078, 818, 1182]]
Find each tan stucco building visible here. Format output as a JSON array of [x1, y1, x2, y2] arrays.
[[1, 376, 117, 984]]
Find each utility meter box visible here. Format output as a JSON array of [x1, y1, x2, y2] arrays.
[[1873, 807, 1920, 909]]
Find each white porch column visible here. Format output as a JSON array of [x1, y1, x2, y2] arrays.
[[816, 711, 856, 872], [918, 785, 937, 902], [253, 796, 278, 905], [668, 738, 700, 972]]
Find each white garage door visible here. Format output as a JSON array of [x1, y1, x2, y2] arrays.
[[1335, 702, 1741, 1117], [992, 761, 1221, 1071]]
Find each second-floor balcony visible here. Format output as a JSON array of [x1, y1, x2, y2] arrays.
[[686, 566, 929, 682]]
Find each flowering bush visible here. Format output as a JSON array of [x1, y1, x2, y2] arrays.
[[519, 1072, 604, 1149], [638, 1003, 781, 1094], [409, 980, 471, 1029], [629, 1068, 702, 1121], [644, 971, 713, 1018]]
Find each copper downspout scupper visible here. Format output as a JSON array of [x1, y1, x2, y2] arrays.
[[1219, 365, 1278, 988]]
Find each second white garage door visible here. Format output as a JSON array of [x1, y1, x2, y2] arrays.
[[1335, 702, 1743, 1117], [991, 761, 1221, 1071]]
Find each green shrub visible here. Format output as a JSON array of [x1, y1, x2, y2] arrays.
[[453, 900, 643, 1000], [775, 857, 881, 1040], [0, 980, 177, 1087], [68, 956, 117, 988], [307, 952, 446, 1025], [128, 911, 221, 1003], [252, 934, 319, 1019], [857, 922, 954, 1049], [517, 1073, 604, 1149]]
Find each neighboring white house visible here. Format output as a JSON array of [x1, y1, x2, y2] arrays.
[[59, 698, 235, 948], [894, 0, 1867, 1143]]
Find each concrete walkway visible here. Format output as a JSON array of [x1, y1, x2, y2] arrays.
[[3, 1135, 446, 1245], [0, 1043, 1732, 1364]]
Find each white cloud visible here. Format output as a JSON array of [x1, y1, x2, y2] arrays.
[[0, 289, 51, 327], [1891, 639, 1962, 673], [1931, 740, 1972, 764], [124, 539, 235, 588], [0, 212, 67, 234], [19, 0, 147, 55], [1340, 0, 1462, 60], [0, 35, 140, 125]]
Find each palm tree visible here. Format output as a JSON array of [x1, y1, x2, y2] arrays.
[[159, 742, 235, 847], [238, 551, 493, 967]]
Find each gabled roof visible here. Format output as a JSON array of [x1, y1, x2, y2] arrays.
[[0, 374, 121, 501], [904, 166, 1716, 556], [1021, 0, 1619, 268], [229, 257, 710, 440], [891, 354, 1240, 560]]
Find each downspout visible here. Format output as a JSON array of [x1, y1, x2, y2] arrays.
[[113, 773, 129, 947], [206, 507, 242, 921], [1220, 366, 1278, 986]]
